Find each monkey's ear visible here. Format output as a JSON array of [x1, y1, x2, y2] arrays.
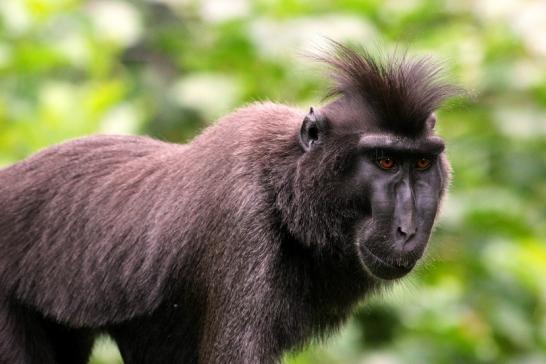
[[426, 113, 437, 130], [300, 107, 327, 152]]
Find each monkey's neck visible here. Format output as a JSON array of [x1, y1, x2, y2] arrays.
[[274, 221, 377, 321]]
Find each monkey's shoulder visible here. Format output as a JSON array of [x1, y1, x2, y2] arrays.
[[216, 101, 305, 129]]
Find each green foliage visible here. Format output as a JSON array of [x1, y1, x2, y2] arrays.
[[1, 1, 544, 363]]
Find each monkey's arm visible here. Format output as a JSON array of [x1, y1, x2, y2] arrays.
[[0, 135, 186, 327]]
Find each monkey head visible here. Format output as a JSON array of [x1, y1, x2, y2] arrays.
[[295, 107, 449, 281], [279, 44, 457, 282]]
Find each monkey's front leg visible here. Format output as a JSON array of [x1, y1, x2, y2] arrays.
[[198, 303, 283, 364], [199, 327, 280, 364]]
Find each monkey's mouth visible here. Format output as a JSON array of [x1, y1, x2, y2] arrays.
[[358, 245, 416, 280]]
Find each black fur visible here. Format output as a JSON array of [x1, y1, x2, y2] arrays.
[[0, 44, 457, 363], [316, 41, 460, 135]]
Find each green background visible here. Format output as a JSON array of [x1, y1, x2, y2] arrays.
[[1, 0, 545, 363]]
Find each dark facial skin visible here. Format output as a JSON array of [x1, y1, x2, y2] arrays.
[[353, 138, 445, 280], [301, 109, 448, 281]]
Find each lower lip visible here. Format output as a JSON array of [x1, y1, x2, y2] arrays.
[[359, 245, 416, 280]]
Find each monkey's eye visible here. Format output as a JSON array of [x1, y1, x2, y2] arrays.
[[415, 157, 432, 170], [377, 157, 396, 170]]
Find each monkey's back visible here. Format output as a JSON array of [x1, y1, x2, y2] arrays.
[[0, 103, 302, 329], [0, 135, 195, 326]]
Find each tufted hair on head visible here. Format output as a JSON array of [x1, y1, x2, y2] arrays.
[[316, 41, 461, 135]]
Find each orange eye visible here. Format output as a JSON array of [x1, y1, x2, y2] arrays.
[[377, 157, 396, 170], [415, 158, 432, 170]]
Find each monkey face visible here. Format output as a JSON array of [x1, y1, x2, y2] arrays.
[[349, 135, 448, 280], [297, 108, 450, 282]]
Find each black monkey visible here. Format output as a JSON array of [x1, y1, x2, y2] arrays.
[[0, 43, 458, 363]]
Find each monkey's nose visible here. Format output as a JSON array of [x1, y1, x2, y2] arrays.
[[395, 226, 417, 249], [397, 225, 416, 238]]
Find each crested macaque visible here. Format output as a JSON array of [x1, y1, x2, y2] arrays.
[[0, 43, 458, 363]]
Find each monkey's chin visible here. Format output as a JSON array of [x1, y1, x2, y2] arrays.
[[358, 245, 415, 280]]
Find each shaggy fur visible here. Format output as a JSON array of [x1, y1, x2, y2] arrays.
[[317, 41, 459, 135], [0, 44, 456, 363]]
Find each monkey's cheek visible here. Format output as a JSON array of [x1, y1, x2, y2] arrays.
[[357, 244, 415, 281]]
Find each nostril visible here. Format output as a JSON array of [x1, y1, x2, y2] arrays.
[[395, 226, 418, 254], [397, 226, 416, 240]]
